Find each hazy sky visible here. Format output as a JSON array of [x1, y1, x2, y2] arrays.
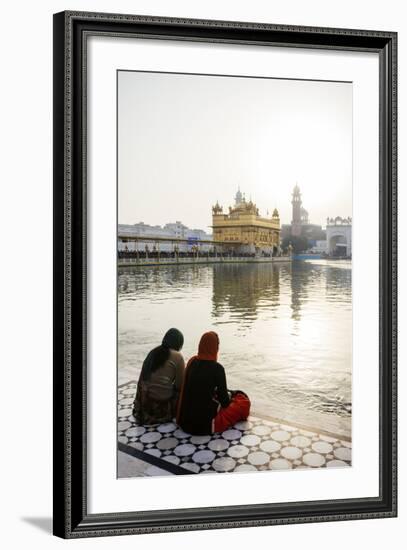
[[118, 71, 352, 230]]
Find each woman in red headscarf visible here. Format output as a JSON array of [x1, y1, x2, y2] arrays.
[[176, 331, 251, 435]]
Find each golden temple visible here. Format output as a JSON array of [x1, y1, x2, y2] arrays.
[[212, 189, 280, 254]]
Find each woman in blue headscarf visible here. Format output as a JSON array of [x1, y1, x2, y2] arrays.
[[132, 328, 185, 425]]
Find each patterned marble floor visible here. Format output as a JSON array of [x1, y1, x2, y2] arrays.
[[118, 381, 352, 477]]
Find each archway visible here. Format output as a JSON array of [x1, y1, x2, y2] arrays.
[[329, 234, 347, 257]]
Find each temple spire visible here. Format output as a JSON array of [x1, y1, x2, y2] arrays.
[[235, 187, 243, 206]]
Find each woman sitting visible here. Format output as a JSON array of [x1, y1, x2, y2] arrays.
[[133, 328, 185, 425], [176, 331, 250, 435]]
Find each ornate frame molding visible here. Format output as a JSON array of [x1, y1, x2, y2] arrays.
[[53, 11, 397, 538]]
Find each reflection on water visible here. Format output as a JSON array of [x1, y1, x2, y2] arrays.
[[212, 263, 281, 325], [118, 260, 352, 417]]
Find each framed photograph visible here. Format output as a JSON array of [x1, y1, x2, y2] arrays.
[[53, 11, 397, 538]]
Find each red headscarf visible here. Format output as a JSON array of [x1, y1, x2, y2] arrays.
[[176, 331, 220, 423], [196, 331, 219, 361]]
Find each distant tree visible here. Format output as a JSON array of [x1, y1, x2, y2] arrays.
[[281, 235, 310, 253]]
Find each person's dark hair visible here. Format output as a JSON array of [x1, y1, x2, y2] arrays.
[[141, 328, 184, 381]]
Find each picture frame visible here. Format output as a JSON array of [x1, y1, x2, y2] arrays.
[[53, 10, 397, 538]]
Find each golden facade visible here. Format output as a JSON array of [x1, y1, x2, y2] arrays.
[[212, 190, 280, 253]]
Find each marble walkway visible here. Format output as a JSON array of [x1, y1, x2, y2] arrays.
[[118, 380, 352, 478]]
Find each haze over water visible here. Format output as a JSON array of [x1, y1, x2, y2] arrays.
[[118, 260, 352, 422]]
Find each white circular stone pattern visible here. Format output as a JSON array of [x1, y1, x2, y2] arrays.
[[334, 447, 352, 461], [120, 397, 133, 406], [125, 426, 146, 438], [290, 435, 312, 448], [234, 420, 253, 431], [190, 435, 211, 445], [279, 424, 298, 432], [174, 444, 196, 457], [270, 458, 292, 470], [157, 422, 177, 433], [156, 437, 178, 450], [281, 446, 302, 460], [118, 408, 133, 417], [193, 450, 216, 464], [259, 440, 281, 453], [252, 425, 272, 436], [320, 434, 338, 443], [263, 420, 279, 427], [227, 445, 249, 458], [312, 441, 333, 454], [213, 457, 236, 472], [208, 439, 229, 452], [128, 442, 143, 451], [303, 453, 326, 467], [119, 383, 351, 476], [300, 429, 315, 437], [271, 430, 290, 442], [222, 429, 242, 441], [118, 421, 131, 432], [140, 431, 162, 444], [240, 434, 261, 447], [162, 455, 181, 465], [248, 451, 269, 466], [174, 428, 191, 439]]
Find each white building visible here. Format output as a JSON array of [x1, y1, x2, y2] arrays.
[[325, 217, 352, 257], [163, 221, 188, 239], [118, 222, 213, 252]]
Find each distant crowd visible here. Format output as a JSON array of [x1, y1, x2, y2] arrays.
[[118, 249, 281, 260]]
